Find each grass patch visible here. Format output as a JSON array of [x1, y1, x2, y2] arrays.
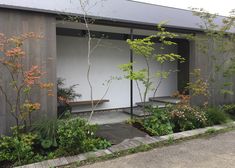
[[205, 128, 217, 134]]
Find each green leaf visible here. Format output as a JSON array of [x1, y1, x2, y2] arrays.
[[220, 89, 234, 95], [41, 139, 53, 149]]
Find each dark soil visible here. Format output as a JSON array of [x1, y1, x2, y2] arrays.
[[0, 161, 13, 168], [131, 121, 155, 136]]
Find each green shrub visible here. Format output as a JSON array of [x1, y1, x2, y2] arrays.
[[31, 118, 59, 150], [32, 117, 111, 157], [204, 107, 229, 125], [222, 104, 235, 116], [170, 105, 207, 132], [0, 127, 44, 166], [1, 118, 111, 166], [143, 108, 173, 136], [56, 118, 111, 155], [82, 138, 111, 152]]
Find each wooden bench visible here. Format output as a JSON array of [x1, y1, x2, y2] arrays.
[[69, 99, 109, 106]]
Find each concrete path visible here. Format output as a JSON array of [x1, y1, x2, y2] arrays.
[[81, 130, 235, 168], [78, 111, 130, 125]]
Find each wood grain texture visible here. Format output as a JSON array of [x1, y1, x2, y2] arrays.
[[0, 9, 57, 134], [190, 34, 235, 105]]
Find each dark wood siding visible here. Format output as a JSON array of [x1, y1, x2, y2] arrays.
[[176, 39, 190, 93], [190, 34, 235, 105], [0, 9, 57, 134]]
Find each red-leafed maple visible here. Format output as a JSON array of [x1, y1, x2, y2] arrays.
[[0, 32, 53, 130]]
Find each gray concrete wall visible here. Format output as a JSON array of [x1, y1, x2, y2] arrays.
[[0, 9, 57, 134]]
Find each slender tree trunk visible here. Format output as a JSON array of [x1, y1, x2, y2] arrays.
[[153, 64, 164, 97], [79, 0, 113, 122], [79, 0, 95, 122], [143, 57, 151, 120]]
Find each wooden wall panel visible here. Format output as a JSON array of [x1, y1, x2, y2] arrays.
[[0, 9, 57, 134], [190, 34, 235, 105], [177, 39, 190, 93]]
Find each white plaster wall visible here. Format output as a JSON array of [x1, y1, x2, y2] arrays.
[[57, 35, 178, 112]]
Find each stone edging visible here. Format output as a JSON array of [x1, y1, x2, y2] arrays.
[[15, 122, 235, 168]]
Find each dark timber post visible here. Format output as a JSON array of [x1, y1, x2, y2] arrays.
[[130, 28, 134, 119]]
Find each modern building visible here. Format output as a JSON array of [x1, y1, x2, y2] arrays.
[[0, 0, 234, 134]]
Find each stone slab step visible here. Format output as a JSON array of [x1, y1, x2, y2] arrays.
[[135, 101, 166, 108], [149, 96, 181, 104], [123, 107, 151, 117]]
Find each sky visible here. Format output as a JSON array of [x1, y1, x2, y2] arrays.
[[134, 0, 235, 16]]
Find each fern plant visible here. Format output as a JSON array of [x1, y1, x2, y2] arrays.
[[57, 78, 81, 117]]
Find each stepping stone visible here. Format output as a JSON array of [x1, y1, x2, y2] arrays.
[[76, 111, 130, 125], [149, 96, 181, 104], [123, 107, 152, 117], [96, 123, 147, 145]]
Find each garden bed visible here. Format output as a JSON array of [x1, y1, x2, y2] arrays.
[[2, 103, 235, 168], [15, 122, 235, 168], [127, 102, 235, 137], [0, 117, 111, 168]]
